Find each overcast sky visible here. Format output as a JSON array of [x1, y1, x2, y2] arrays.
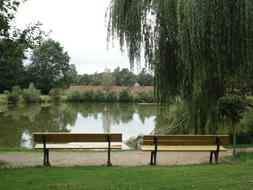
[[15, 0, 142, 74]]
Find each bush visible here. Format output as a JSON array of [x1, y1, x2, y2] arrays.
[[49, 88, 61, 102], [106, 91, 118, 102], [7, 86, 22, 104], [67, 92, 81, 102], [22, 83, 41, 103], [125, 135, 143, 149], [3, 90, 9, 94], [94, 91, 106, 102], [119, 89, 133, 102], [80, 90, 94, 102]]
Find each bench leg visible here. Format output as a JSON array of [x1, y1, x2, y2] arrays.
[[149, 151, 154, 165], [154, 150, 157, 165], [209, 151, 214, 164], [215, 151, 219, 164], [43, 149, 50, 166], [107, 148, 112, 167]]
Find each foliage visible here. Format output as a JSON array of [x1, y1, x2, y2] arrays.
[[77, 67, 153, 87], [101, 69, 114, 92], [135, 91, 154, 103], [107, 0, 253, 132], [137, 68, 153, 86], [119, 88, 133, 102], [49, 88, 62, 102], [125, 135, 142, 149], [7, 86, 22, 104], [26, 39, 73, 94], [106, 91, 118, 102], [81, 91, 94, 102], [217, 94, 247, 123], [3, 90, 9, 94], [94, 91, 106, 102], [22, 83, 40, 103], [67, 92, 81, 102], [0, 0, 46, 92]]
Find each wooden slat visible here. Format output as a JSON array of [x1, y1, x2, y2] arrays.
[[33, 133, 122, 143], [143, 135, 229, 145], [143, 140, 219, 145], [141, 145, 227, 152], [34, 143, 122, 149]]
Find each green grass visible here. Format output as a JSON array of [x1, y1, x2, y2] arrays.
[[0, 153, 253, 190]]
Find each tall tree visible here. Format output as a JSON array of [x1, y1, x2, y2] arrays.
[[0, 0, 45, 92], [27, 39, 73, 94], [107, 0, 253, 131]]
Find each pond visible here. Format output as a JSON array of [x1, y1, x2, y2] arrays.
[[0, 103, 157, 149], [0, 103, 250, 149]]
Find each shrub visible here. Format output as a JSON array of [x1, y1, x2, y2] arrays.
[[94, 91, 106, 102], [106, 91, 118, 102], [125, 135, 143, 149], [49, 88, 61, 102], [80, 90, 94, 102], [67, 92, 81, 102], [3, 90, 9, 94], [22, 83, 41, 103], [7, 86, 22, 104], [136, 91, 155, 103], [119, 88, 133, 102]]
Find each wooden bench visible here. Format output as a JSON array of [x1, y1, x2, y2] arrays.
[[141, 135, 229, 165], [33, 133, 122, 166]]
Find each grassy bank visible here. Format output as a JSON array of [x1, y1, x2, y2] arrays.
[[0, 153, 253, 190]]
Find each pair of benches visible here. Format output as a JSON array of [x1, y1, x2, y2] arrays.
[[33, 133, 229, 166]]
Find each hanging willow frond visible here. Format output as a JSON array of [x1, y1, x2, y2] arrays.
[[107, 0, 253, 130]]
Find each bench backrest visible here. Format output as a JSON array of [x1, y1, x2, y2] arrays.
[[142, 135, 230, 146], [33, 133, 122, 143]]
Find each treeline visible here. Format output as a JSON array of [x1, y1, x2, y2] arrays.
[[76, 68, 153, 86], [67, 89, 154, 103]]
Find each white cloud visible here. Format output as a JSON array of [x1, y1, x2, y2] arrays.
[[15, 0, 144, 74]]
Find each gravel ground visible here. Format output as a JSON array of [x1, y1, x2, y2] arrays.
[[1, 148, 252, 167]]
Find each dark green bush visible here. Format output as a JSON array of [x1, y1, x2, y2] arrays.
[[119, 88, 133, 102], [22, 83, 41, 103], [106, 91, 118, 102], [7, 86, 22, 104], [67, 92, 81, 102], [94, 91, 106, 102], [80, 90, 94, 102]]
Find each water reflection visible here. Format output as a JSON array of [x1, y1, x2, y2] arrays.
[[0, 103, 157, 148]]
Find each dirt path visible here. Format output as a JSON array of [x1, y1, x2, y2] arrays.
[[0, 148, 252, 167]]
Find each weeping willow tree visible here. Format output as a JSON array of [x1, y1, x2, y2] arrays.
[[107, 0, 253, 133]]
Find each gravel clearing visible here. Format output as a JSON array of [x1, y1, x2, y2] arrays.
[[1, 148, 252, 167]]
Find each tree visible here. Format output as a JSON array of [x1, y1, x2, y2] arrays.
[[0, 0, 45, 92], [102, 68, 114, 92], [137, 68, 153, 86], [27, 39, 73, 94], [217, 94, 247, 155], [107, 0, 253, 131]]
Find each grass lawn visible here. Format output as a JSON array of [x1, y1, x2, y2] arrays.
[[0, 153, 253, 190]]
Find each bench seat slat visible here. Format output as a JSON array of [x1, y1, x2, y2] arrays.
[[33, 133, 122, 143], [143, 135, 230, 144], [34, 143, 122, 149], [141, 145, 227, 152], [142, 140, 225, 145]]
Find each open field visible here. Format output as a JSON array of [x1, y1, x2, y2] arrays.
[[0, 152, 253, 190]]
